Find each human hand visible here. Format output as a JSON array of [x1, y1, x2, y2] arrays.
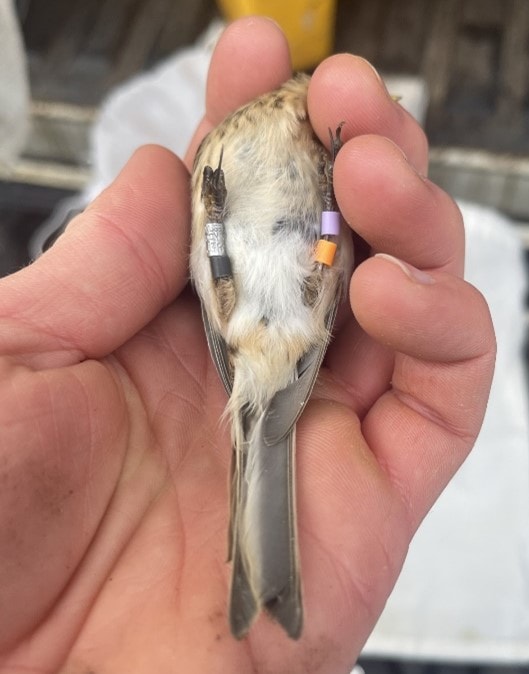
[[0, 17, 495, 674]]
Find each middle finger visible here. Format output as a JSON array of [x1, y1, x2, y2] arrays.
[[334, 135, 465, 276]]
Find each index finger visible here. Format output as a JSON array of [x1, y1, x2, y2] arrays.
[[308, 54, 429, 175], [184, 17, 292, 169], [0, 145, 189, 368]]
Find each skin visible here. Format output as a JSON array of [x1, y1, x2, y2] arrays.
[[0, 17, 495, 674]]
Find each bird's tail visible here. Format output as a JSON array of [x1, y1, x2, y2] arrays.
[[228, 407, 302, 639]]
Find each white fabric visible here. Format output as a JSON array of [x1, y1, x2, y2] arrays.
[[363, 201, 529, 663], [83, 19, 223, 202]]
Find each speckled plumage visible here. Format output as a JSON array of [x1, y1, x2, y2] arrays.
[[190, 74, 354, 639]]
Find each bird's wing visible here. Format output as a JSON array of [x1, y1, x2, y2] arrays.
[[200, 301, 234, 396], [230, 412, 302, 640]]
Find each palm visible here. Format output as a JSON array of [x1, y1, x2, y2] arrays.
[[3, 293, 390, 671], [82, 296, 397, 669], [0, 19, 494, 674]]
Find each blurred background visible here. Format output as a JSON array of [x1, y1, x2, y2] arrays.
[[2, 0, 529, 273], [0, 1, 528, 672]]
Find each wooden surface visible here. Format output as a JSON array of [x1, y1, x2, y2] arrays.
[[335, 0, 529, 154], [19, 0, 216, 105], [15, 0, 529, 154]]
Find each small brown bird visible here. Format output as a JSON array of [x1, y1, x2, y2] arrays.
[[190, 74, 354, 639]]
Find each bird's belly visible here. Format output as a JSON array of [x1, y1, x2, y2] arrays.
[[225, 211, 320, 343]]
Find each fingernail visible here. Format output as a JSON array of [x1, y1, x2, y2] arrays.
[[384, 138, 427, 180], [361, 59, 402, 107], [375, 253, 435, 285], [361, 57, 384, 86]]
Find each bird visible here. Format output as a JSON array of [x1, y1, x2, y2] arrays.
[[190, 73, 354, 640]]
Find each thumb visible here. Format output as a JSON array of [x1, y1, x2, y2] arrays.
[[0, 145, 189, 368]]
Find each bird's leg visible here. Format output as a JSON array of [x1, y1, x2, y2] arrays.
[[314, 123, 345, 270], [319, 122, 345, 212], [202, 148, 227, 221], [202, 150, 236, 320], [305, 124, 346, 306]]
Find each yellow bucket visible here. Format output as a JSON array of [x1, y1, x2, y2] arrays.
[[216, 0, 337, 71]]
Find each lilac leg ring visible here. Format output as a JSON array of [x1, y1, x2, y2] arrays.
[[321, 210, 340, 236]]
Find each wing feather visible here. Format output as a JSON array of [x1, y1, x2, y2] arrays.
[[200, 302, 233, 396]]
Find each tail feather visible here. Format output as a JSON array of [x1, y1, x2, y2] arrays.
[[229, 542, 259, 638], [229, 411, 302, 639]]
